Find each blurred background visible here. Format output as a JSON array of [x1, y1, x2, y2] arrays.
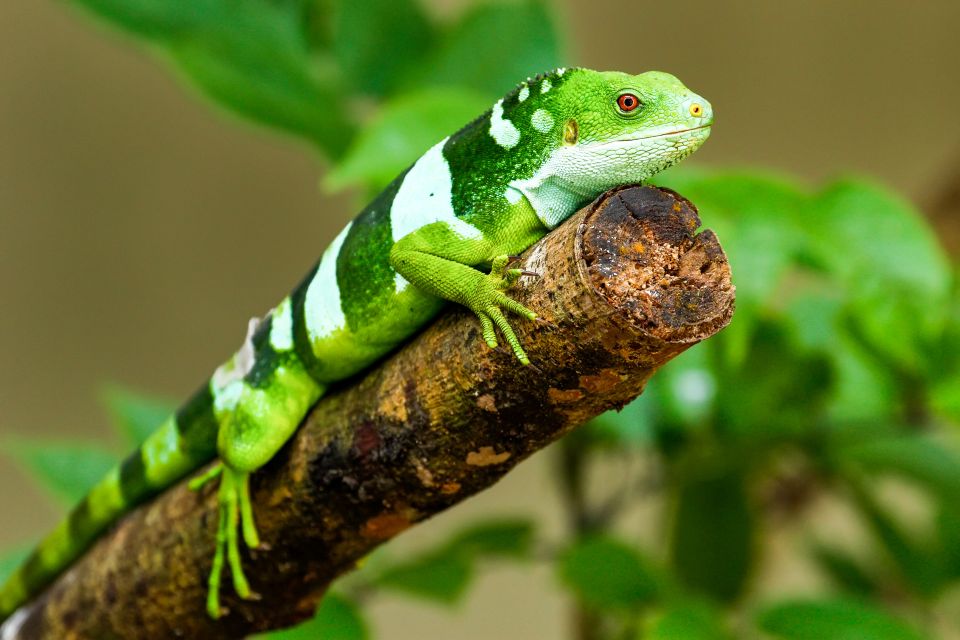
[[2, 1, 960, 638]]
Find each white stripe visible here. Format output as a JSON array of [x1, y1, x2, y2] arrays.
[[504, 186, 523, 204], [518, 86, 530, 102], [305, 222, 353, 344], [211, 317, 258, 390], [1, 608, 28, 640], [269, 297, 294, 351], [489, 99, 520, 148], [532, 109, 554, 133], [390, 139, 481, 242], [394, 271, 410, 293]]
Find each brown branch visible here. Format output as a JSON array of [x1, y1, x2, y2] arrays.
[[3, 186, 734, 639]]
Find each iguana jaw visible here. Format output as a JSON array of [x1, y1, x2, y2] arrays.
[[594, 124, 712, 149]]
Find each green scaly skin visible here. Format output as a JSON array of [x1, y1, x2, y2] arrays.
[[0, 68, 713, 623]]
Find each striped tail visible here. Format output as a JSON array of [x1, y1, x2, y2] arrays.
[[0, 385, 220, 621]]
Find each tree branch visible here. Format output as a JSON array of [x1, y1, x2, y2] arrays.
[[3, 185, 734, 639]]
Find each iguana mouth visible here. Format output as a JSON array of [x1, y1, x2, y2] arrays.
[[624, 124, 712, 142], [588, 125, 711, 151]]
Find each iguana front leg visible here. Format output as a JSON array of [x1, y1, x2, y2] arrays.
[[390, 222, 539, 364]]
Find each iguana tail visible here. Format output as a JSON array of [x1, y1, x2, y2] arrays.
[[0, 385, 220, 621]]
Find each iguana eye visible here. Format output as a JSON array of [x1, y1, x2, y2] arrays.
[[690, 103, 704, 117], [616, 93, 640, 113]]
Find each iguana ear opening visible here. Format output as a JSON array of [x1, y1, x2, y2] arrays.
[[563, 119, 578, 146]]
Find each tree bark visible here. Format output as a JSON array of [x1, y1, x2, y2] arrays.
[[2, 185, 734, 639]]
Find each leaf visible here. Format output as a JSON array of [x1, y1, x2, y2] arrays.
[[584, 394, 656, 447], [371, 518, 534, 605], [101, 384, 175, 446], [327, 86, 489, 192], [645, 600, 731, 640], [418, 1, 565, 98], [652, 344, 717, 431], [845, 480, 945, 597], [70, 0, 355, 156], [802, 179, 950, 371], [935, 505, 960, 581], [558, 535, 659, 611], [0, 548, 29, 585], [837, 435, 960, 512], [332, 0, 435, 96], [258, 593, 368, 640], [168, 39, 353, 157], [810, 544, 879, 597], [4, 441, 117, 505], [374, 547, 473, 605], [448, 519, 535, 559], [824, 333, 898, 422], [757, 598, 926, 640], [713, 322, 832, 439], [803, 179, 949, 305], [930, 374, 960, 426], [669, 466, 754, 603]]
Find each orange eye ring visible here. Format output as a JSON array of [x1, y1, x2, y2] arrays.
[[616, 93, 640, 113], [690, 103, 704, 117]]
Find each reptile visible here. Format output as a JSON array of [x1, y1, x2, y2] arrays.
[[0, 68, 713, 621]]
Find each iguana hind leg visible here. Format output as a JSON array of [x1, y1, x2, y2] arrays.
[[199, 366, 325, 618]]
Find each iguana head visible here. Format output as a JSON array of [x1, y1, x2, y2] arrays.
[[506, 68, 713, 227]]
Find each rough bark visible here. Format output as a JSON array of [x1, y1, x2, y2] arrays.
[[3, 185, 734, 639]]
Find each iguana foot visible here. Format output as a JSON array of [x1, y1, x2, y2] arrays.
[[472, 255, 538, 365], [192, 464, 261, 618]]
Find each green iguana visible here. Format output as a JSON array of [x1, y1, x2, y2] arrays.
[[0, 68, 713, 621]]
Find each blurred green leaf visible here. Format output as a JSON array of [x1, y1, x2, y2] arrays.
[[846, 480, 945, 597], [714, 323, 832, 439], [645, 600, 731, 640], [419, 1, 564, 98], [803, 179, 949, 305], [259, 593, 367, 639], [372, 518, 534, 605], [930, 374, 960, 426], [101, 384, 175, 447], [837, 435, 960, 512], [447, 519, 535, 559], [332, 0, 435, 96], [585, 394, 656, 448], [0, 548, 29, 585], [5, 441, 117, 505], [935, 505, 960, 580], [168, 41, 352, 156], [70, 0, 355, 156], [327, 87, 489, 192], [558, 535, 659, 611], [652, 345, 717, 431], [824, 333, 899, 422], [375, 547, 472, 605], [803, 179, 950, 372], [758, 598, 925, 640], [669, 466, 754, 603], [810, 544, 879, 597]]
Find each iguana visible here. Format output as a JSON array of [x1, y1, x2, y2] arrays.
[[0, 68, 713, 621]]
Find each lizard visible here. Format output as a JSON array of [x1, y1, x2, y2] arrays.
[[0, 68, 713, 622]]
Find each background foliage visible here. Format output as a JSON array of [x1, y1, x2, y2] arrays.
[[3, 1, 960, 638]]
